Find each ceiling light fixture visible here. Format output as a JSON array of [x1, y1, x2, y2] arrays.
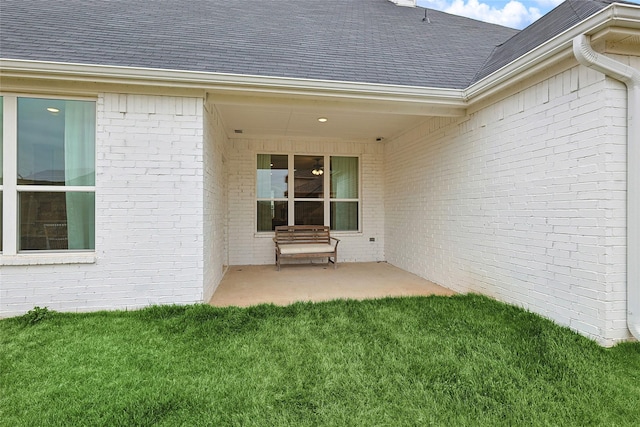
[[317, 117, 328, 123], [47, 107, 60, 114], [311, 158, 324, 176]]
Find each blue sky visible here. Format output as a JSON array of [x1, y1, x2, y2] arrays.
[[416, 0, 639, 29]]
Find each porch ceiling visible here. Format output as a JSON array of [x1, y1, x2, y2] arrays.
[[209, 90, 467, 141], [216, 103, 429, 141]]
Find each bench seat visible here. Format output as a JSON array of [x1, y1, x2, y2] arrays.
[[273, 225, 339, 270], [278, 243, 335, 255]]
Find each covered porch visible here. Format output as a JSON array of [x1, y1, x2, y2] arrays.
[[203, 83, 465, 307], [209, 262, 455, 307]]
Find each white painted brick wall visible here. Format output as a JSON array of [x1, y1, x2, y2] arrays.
[[203, 104, 229, 301], [1, 94, 206, 316], [385, 65, 630, 346], [227, 138, 385, 266]]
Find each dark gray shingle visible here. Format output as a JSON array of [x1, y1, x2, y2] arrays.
[[0, 0, 517, 89], [473, 0, 627, 83], [1, 1, 623, 89]]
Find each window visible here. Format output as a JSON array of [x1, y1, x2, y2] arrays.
[[257, 154, 359, 232], [0, 96, 96, 253], [330, 156, 359, 231]]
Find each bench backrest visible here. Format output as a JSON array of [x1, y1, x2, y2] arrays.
[[274, 225, 331, 244]]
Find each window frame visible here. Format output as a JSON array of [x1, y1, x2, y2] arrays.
[[256, 153, 361, 233], [0, 93, 97, 262]]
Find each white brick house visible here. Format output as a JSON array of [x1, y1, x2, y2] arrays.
[[1, 0, 639, 346]]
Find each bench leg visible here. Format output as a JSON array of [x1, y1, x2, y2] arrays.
[[329, 252, 337, 269]]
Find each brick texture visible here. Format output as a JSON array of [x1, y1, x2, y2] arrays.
[[384, 65, 629, 346], [1, 58, 634, 347], [226, 138, 385, 266], [203, 103, 229, 301], [1, 94, 206, 316]]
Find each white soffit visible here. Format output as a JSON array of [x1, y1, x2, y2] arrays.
[[0, 59, 466, 140], [216, 103, 426, 140], [207, 89, 465, 140]]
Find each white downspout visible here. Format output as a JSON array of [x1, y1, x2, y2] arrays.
[[573, 34, 640, 341]]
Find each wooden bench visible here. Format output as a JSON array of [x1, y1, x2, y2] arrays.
[[273, 225, 340, 271]]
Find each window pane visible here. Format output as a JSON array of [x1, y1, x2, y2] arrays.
[[257, 201, 288, 232], [331, 157, 358, 199], [19, 192, 95, 250], [257, 154, 288, 199], [331, 202, 358, 231], [295, 201, 323, 225], [18, 98, 95, 186], [294, 155, 323, 198]]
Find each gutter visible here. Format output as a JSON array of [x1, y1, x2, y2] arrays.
[[0, 59, 465, 110], [466, 3, 640, 104], [573, 34, 640, 341]]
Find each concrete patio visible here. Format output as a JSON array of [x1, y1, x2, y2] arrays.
[[209, 262, 456, 307]]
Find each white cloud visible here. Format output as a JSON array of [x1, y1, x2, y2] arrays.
[[417, 0, 639, 28], [533, 0, 563, 7], [417, 0, 547, 29], [449, 0, 541, 28]]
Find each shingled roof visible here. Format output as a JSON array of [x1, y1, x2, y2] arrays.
[[0, 0, 628, 89], [0, 0, 516, 89], [473, 0, 627, 83]]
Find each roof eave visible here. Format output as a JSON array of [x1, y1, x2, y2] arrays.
[[464, 3, 640, 104], [0, 59, 467, 117], [6, 4, 635, 115]]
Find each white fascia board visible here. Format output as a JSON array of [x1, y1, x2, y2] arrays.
[[1, 4, 638, 111], [465, 3, 640, 104], [0, 58, 465, 109]]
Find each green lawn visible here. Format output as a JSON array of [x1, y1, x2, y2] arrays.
[[1, 295, 639, 426]]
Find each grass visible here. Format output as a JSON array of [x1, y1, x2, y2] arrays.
[[1, 295, 639, 426]]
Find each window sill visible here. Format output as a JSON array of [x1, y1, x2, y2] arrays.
[[0, 252, 97, 266]]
